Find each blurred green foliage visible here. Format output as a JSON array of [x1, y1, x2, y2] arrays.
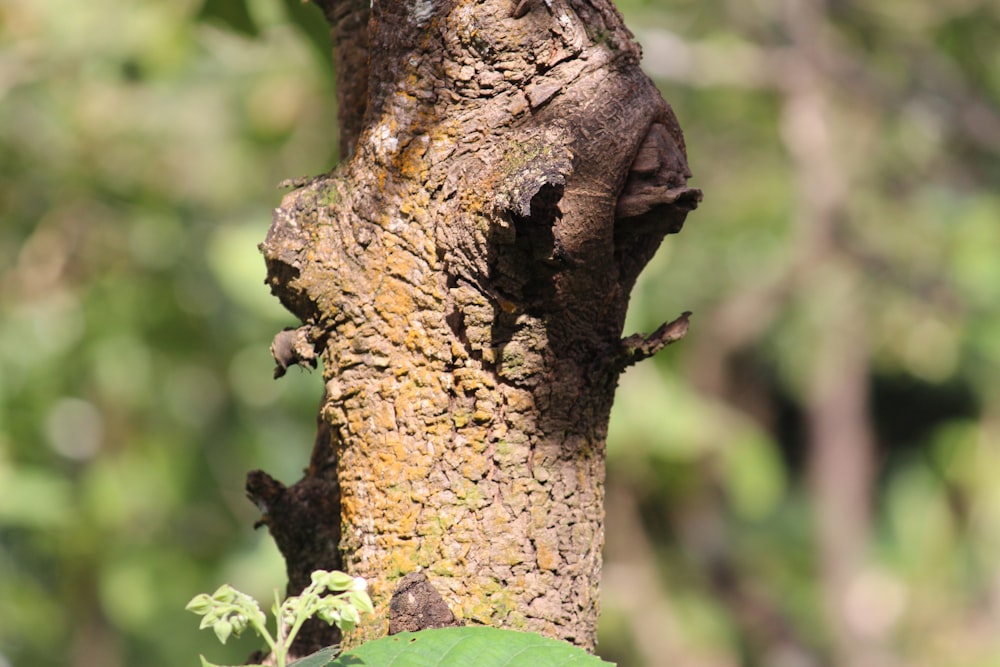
[[1, 0, 999, 666], [1, 0, 333, 665], [601, 1, 1000, 666]]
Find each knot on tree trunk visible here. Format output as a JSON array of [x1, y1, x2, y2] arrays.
[[388, 572, 463, 634]]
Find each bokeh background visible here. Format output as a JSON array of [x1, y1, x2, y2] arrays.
[[1, 1, 998, 666]]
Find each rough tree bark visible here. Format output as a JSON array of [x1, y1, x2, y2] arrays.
[[246, 0, 700, 655]]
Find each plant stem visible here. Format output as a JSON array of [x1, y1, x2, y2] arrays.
[[282, 589, 318, 657]]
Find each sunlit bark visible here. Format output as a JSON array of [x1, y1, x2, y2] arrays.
[[249, 0, 699, 654]]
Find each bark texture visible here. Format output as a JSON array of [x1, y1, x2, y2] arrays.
[[250, 0, 700, 653]]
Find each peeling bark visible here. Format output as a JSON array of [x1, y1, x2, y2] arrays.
[[249, 0, 699, 653]]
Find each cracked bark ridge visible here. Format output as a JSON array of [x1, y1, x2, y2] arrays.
[[388, 572, 463, 634], [258, 0, 700, 651]]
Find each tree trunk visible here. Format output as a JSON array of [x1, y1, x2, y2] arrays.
[[248, 0, 700, 654]]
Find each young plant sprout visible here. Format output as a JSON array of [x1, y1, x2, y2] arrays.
[[186, 570, 373, 667]]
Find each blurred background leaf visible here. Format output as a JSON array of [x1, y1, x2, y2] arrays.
[[1, 0, 334, 665], [198, 0, 260, 37], [601, 1, 1000, 666], [1, 0, 999, 666]]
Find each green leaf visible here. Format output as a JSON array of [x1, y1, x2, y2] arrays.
[[212, 619, 233, 645], [278, 0, 333, 70], [247, 603, 268, 630], [186, 594, 213, 615], [230, 612, 249, 635], [289, 645, 341, 667], [196, 0, 259, 37], [326, 627, 615, 666], [324, 571, 356, 591], [210, 584, 237, 604], [348, 591, 374, 615], [339, 605, 360, 627], [199, 657, 265, 667], [316, 605, 340, 626]]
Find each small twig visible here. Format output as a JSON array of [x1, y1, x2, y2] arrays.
[[618, 311, 692, 368], [277, 175, 322, 190]]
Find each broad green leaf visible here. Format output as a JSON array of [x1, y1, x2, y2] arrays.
[[324, 627, 614, 667], [289, 645, 341, 667]]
